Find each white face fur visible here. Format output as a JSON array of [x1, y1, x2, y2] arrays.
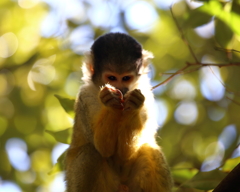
[[101, 70, 137, 95]]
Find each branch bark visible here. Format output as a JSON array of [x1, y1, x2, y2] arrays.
[[213, 163, 240, 192]]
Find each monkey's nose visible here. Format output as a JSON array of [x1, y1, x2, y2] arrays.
[[120, 88, 129, 95]]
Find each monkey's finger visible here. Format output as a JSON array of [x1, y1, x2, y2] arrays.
[[124, 99, 141, 110], [102, 95, 121, 106], [125, 96, 143, 107], [125, 90, 145, 104], [100, 88, 118, 101], [100, 90, 121, 104], [101, 87, 122, 99], [124, 89, 144, 101], [131, 89, 145, 101], [103, 97, 123, 109]]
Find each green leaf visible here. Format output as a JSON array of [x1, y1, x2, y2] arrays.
[[184, 169, 227, 190], [228, 2, 240, 36], [222, 157, 240, 172], [48, 150, 67, 175], [215, 18, 233, 47], [172, 168, 198, 184], [184, 8, 213, 28], [184, 1, 224, 29], [223, 129, 239, 162], [199, 1, 222, 16], [54, 94, 75, 117], [46, 128, 73, 144]]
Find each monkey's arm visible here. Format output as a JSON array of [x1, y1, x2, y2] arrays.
[[117, 89, 145, 160], [93, 87, 145, 160], [93, 106, 121, 158], [65, 93, 93, 170], [117, 109, 143, 160], [92, 86, 124, 158]]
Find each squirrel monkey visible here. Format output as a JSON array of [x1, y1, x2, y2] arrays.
[[65, 32, 172, 192]]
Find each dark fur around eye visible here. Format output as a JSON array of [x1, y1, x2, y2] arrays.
[[122, 76, 131, 81], [108, 76, 116, 81]]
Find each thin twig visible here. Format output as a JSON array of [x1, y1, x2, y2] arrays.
[[208, 66, 240, 96], [170, 6, 199, 63], [226, 96, 240, 106], [187, 62, 240, 68], [151, 6, 240, 91], [215, 47, 240, 53], [151, 65, 190, 90]]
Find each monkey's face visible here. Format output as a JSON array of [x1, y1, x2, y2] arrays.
[[101, 70, 137, 95]]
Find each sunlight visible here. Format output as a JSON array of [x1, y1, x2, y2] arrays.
[[0, 32, 18, 58], [5, 138, 30, 172], [28, 55, 56, 91], [174, 101, 198, 125], [170, 79, 196, 100], [51, 143, 69, 164], [125, 1, 159, 31], [0, 180, 21, 192], [201, 141, 225, 171], [200, 56, 225, 101]]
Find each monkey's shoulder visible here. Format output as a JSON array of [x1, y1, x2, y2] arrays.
[[75, 83, 101, 114]]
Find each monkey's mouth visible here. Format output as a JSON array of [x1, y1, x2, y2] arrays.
[[120, 88, 129, 96]]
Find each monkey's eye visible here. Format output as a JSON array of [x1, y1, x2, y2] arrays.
[[108, 76, 117, 81], [122, 76, 131, 81]]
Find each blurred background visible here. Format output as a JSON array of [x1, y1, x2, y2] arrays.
[[0, 0, 240, 191]]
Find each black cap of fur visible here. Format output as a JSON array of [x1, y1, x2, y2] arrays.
[[91, 32, 142, 75]]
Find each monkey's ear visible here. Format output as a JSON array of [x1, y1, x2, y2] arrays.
[[140, 50, 154, 74], [82, 52, 94, 82]]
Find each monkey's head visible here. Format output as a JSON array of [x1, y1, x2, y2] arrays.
[[90, 32, 143, 95]]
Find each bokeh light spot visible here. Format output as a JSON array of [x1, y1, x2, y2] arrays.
[[195, 20, 214, 39], [18, 0, 40, 9], [0, 32, 18, 58], [0, 180, 21, 192], [28, 56, 56, 91], [154, 0, 181, 9], [125, 1, 159, 31], [174, 101, 198, 125], [201, 141, 225, 171], [31, 149, 51, 172], [88, 1, 119, 28], [49, 172, 66, 192], [69, 25, 94, 54], [155, 99, 168, 127], [5, 138, 30, 171], [51, 143, 69, 164], [64, 72, 81, 97], [16, 170, 36, 184], [218, 124, 237, 149], [207, 107, 225, 121], [200, 57, 225, 101], [171, 79, 196, 100]]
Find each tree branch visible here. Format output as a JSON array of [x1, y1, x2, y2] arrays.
[[151, 6, 240, 91], [213, 163, 240, 192], [151, 65, 190, 90]]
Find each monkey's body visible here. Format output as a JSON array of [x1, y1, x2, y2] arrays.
[[65, 33, 172, 192]]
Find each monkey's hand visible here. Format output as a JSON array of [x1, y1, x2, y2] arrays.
[[100, 85, 124, 110], [123, 89, 145, 111]]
